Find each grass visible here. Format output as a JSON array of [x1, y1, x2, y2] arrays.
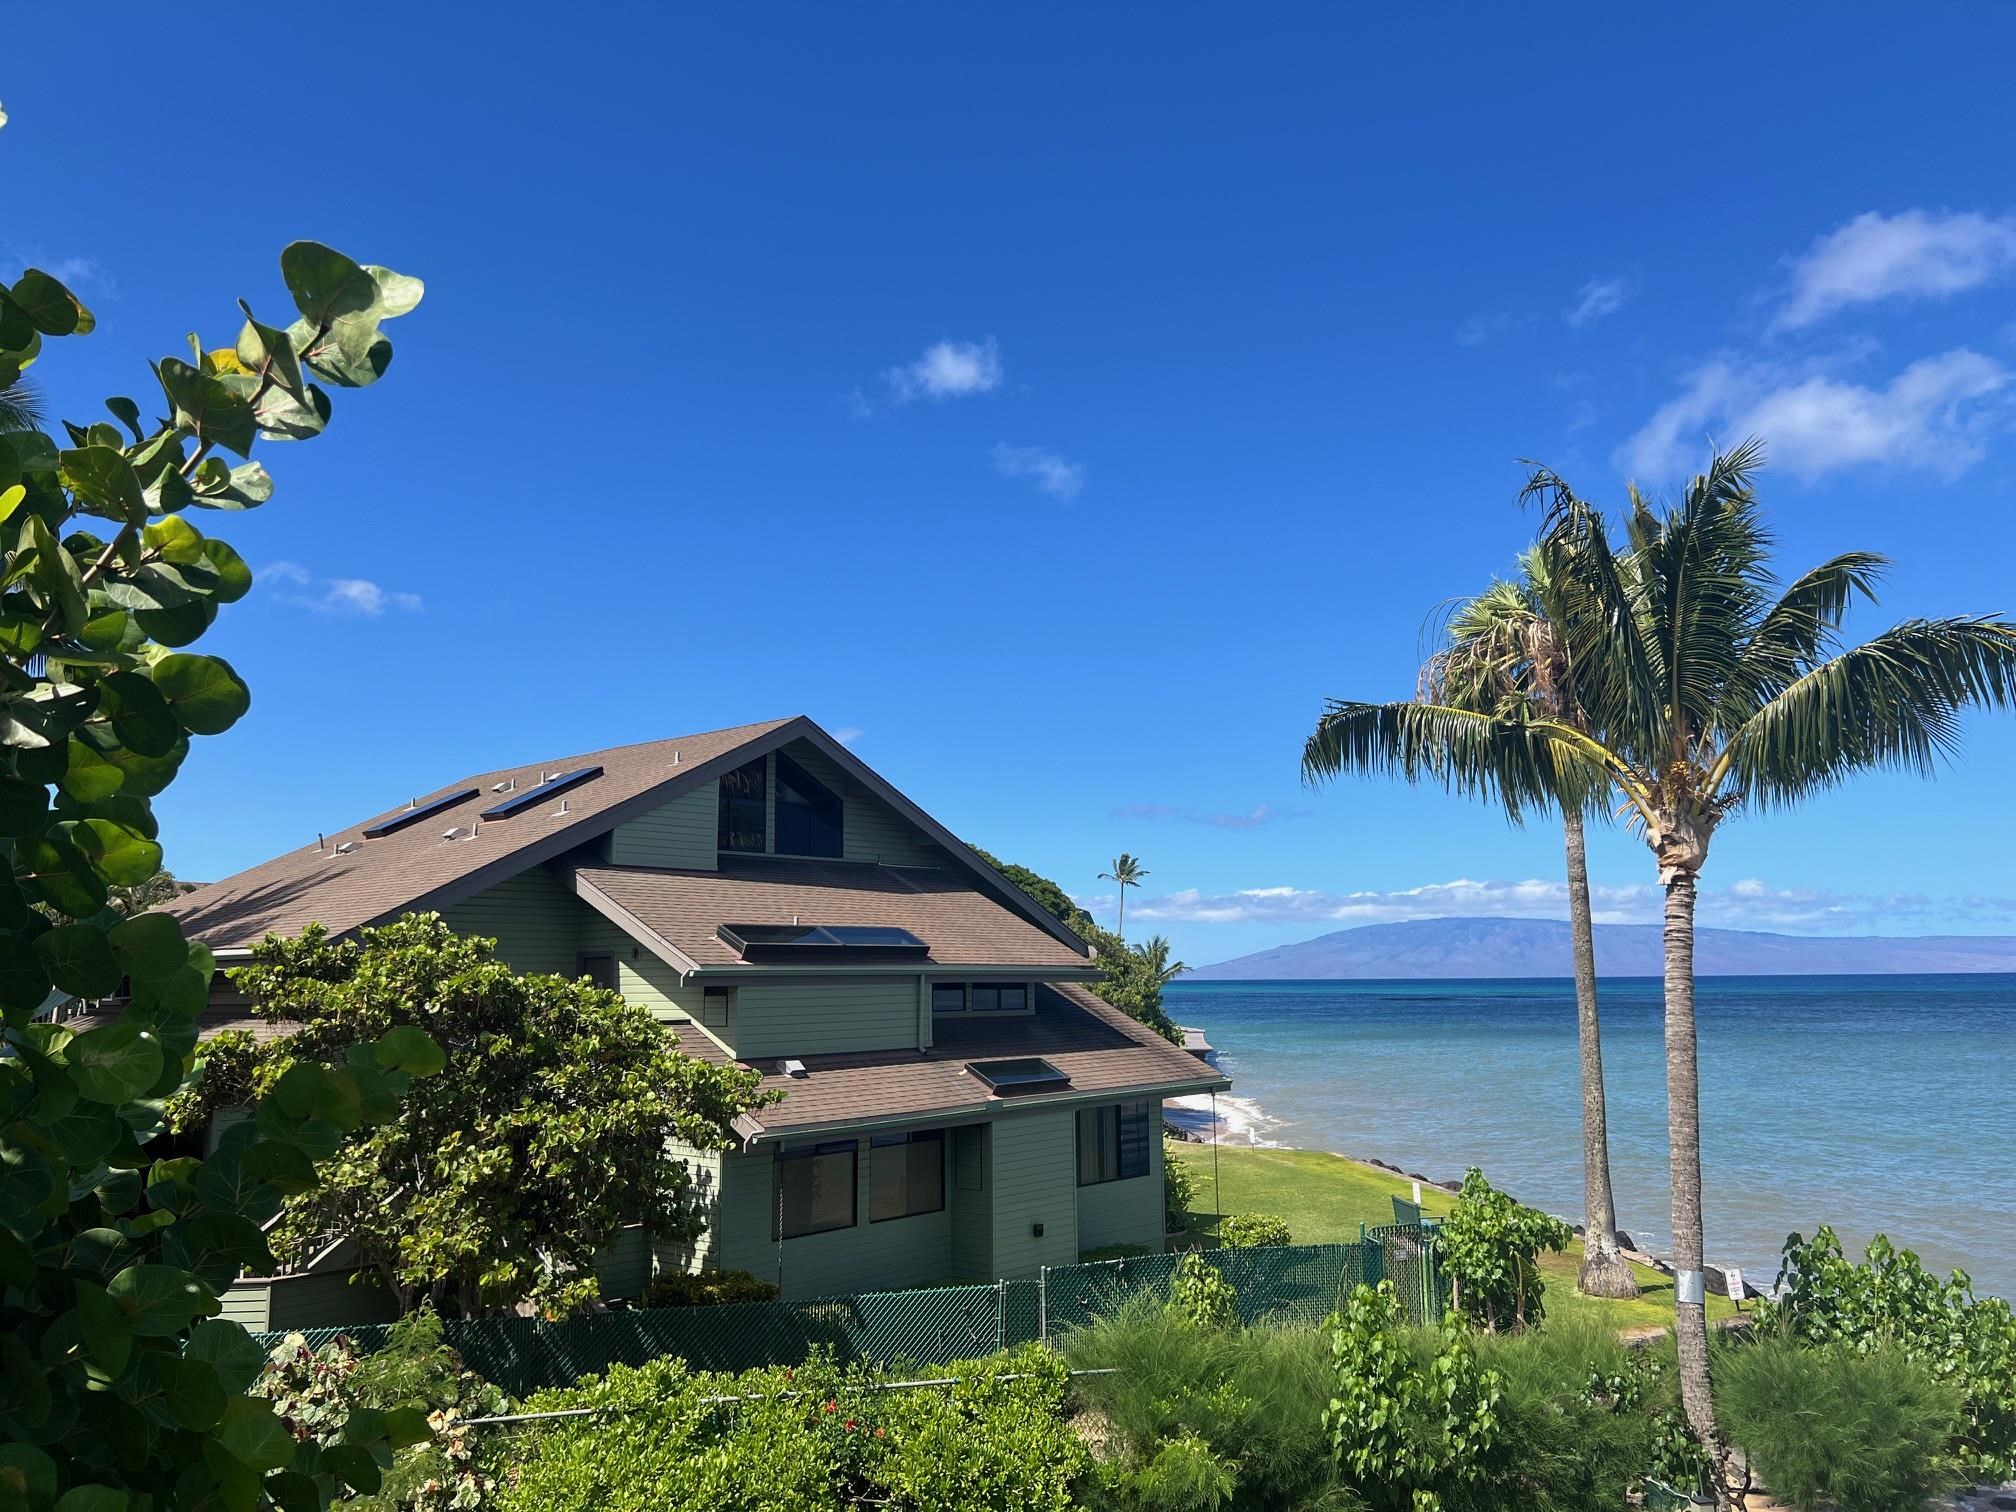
[[1167, 1142, 1739, 1334]]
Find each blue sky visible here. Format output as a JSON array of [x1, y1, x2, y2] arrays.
[[8, 6, 2016, 967]]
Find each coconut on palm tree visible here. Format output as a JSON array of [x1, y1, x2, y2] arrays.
[[1305, 439, 2016, 1504], [1099, 853, 1149, 938], [1312, 552, 1638, 1300]]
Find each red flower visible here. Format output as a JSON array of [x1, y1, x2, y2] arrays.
[[873, 1427, 885, 1439], [822, 1400, 837, 1413], [843, 1420, 855, 1431]]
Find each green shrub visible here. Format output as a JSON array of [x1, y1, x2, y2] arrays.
[[1170, 1253, 1240, 1331], [255, 1310, 509, 1512], [1217, 1215, 1292, 1249], [645, 1268, 782, 1308], [1065, 1299, 1347, 1511], [1715, 1336, 1962, 1512], [1761, 1226, 2016, 1479], [494, 1344, 1086, 1512], [1437, 1168, 1572, 1332], [1165, 1142, 1200, 1230]]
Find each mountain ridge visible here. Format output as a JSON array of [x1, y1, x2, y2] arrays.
[[1184, 916, 2016, 979]]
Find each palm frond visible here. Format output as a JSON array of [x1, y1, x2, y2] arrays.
[[1721, 617, 2016, 806], [0, 373, 44, 434], [1300, 698, 1606, 822], [1718, 551, 1889, 724]]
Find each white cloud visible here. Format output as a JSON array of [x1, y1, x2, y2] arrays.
[[1564, 276, 1630, 328], [991, 443, 1084, 499], [1109, 876, 2016, 934], [1617, 347, 2012, 482], [831, 727, 863, 746], [1775, 209, 2016, 330], [1455, 311, 1531, 347], [0, 246, 116, 298], [884, 337, 1003, 404], [1109, 801, 1307, 829], [265, 561, 422, 616]]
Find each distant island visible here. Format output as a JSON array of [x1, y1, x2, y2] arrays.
[[1184, 916, 2016, 979]]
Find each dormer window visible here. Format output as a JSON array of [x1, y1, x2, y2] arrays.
[[775, 752, 843, 858], [718, 757, 767, 853]]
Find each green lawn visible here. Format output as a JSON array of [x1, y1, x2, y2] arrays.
[[1167, 1142, 1738, 1335]]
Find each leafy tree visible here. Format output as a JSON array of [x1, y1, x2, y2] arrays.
[[0, 248, 435, 1511], [1437, 1168, 1573, 1332], [1099, 852, 1149, 938], [1306, 552, 1638, 1301], [108, 867, 197, 919], [1302, 440, 2016, 1502], [169, 915, 775, 1317], [965, 842, 1093, 932]]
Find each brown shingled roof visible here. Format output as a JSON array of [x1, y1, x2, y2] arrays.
[[724, 983, 1228, 1138], [573, 855, 1094, 972], [168, 719, 800, 949]]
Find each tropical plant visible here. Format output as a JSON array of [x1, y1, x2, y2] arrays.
[[1300, 440, 2016, 1501], [1436, 1169, 1572, 1333], [1761, 1226, 2016, 1479], [254, 1311, 509, 1512], [1163, 1141, 1199, 1231], [167, 914, 775, 1318], [1100, 853, 1149, 939], [0, 247, 439, 1510], [1713, 1336, 1962, 1512], [1133, 934, 1187, 989], [1169, 1252, 1240, 1330], [645, 1268, 781, 1308], [967, 842, 1095, 932], [1400, 555, 1636, 1301], [0, 366, 42, 432], [108, 865, 198, 917]]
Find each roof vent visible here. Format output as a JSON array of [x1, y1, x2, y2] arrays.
[[780, 1058, 808, 1079], [441, 824, 478, 842], [333, 840, 361, 855], [491, 778, 517, 793]]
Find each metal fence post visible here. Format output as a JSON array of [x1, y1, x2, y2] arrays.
[[996, 1279, 1006, 1352], [1038, 1266, 1049, 1343]]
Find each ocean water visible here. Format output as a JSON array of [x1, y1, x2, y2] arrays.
[[1164, 975, 2016, 1299]]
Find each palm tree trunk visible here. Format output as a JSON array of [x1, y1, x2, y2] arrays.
[[1663, 868, 1732, 1504], [1565, 808, 1637, 1299], [1117, 887, 1126, 940]]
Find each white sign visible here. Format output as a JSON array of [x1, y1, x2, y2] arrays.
[[1725, 1267, 1744, 1302]]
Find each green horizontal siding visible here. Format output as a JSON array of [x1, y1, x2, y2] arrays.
[[733, 977, 920, 1057], [608, 781, 718, 869], [1075, 1118, 1165, 1254], [595, 1225, 653, 1300], [777, 739, 941, 867], [989, 1107, 1079, 1278], [265, 1271, 401, 1332], [440, 868, 585, 976]]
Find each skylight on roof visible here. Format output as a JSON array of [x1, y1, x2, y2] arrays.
[[478, 766, 604, 819], [967, 1057, 1070, 1094], [362, 788, 479, 839], [717, 923, 929, 960]]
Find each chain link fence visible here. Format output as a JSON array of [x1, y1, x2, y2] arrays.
[[252, 1228, 1442, 1397]]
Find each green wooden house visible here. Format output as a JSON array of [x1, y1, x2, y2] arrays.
[[162, 717, 1228, 1323]]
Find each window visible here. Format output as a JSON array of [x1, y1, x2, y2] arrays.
[[776, 1140, 856, 1238], [702, 985, 733, 1028], [932, 982, 967, 1014], [577, 954, 618, 992], [970, 982, 1028, 1014], [870, 1129, 945, 1221], [1077, 1101, 1151, 1185], [718, 757, 767, 853], [775, 751, 843, 858]]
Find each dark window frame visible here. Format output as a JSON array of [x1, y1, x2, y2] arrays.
[[718, 756, 768, 854], [931, 982, 968, 1014], [868, 1129, 946, 1223], [970, 982, 1029, 1014], [576, 953, 618, 992], [775, 1139, 857, 1239], [1076, 1100, 1152, 1186], [774, 750, 844, 859]]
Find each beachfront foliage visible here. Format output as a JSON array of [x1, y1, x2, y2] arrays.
[[1162, 1142, 1198, 1230], [492, 1344, 1087, 1512], [1762, 1226, 2016, 1479], [1168, 1252, 1240, 1329], [167, 915, 774, 1318], [1437, 1168, 1572, 1332], [1713, 1336, 1961, 1512], [255, 1311, 507, 1512], [644, 1268, 780, 1308], [0, 248, 446, 1512], [1304, 440, 2016, 1499], [1216, 1213, 1293, 1248]]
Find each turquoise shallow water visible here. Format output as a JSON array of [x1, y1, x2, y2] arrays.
[[1164, 974, 2016, 1298]]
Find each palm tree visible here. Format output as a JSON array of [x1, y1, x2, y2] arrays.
[[1099, 853, 1149, 939], [1304, 439, 2016, 1503], [1132, 934, 1187, 989], [0, 367, 43, 433], [1403, 555, 1637, 1300]]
